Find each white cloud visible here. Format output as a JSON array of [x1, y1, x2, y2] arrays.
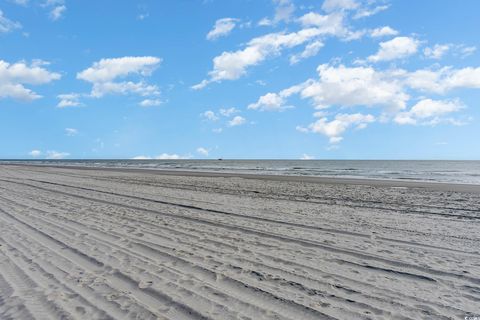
[[219, 107, 239, 116], [258, 18, 272, 27], [90, 81, 159, 98], [394, 99, 464, 125], [49, 5, 66, 21], [297, 113, 375, 143], [405, 66, 480, 94], [137, 13, 149, 20], [139, 98, 162, 107], [65, 128, 78, 136], [290, 40, 324, 64], [273, 0, 295, 23], [196, 147, 209, 156], [29, 149, 70, 159], [77, 56, 161, 99], [57, 93, 82, 108], [249, 59, 480, 142], [12, 0, 29, 5], [228, 115, 246, 126], [205, 29, 322, 83], [202, 110, 218, 121], [368, 36, 419, 62], [155, 153, 188, 159], [258, 0, 295, 26], [0, 10, 21, 33], [191, 79, 209, 90], [300, 64, 409, 111], [46, 150, 70, 159], [370, 26, 398, 38], [0, 59, 61, 101], [42, 0, 67, 21], [207, 18, 238, 40], [133, 153, 190, 160], [322, 0, 359, 12], [353, 5, 389, 19], [250, 63, 412, 113], [247, 84, 303, 111], [194, 11, 351, 88], [460, 46, 476, 58], [300, 154, 315, 160], [77, 56, 160, 83], [29, 150, 41, 157], [248, 92, 287, 111], [424, 44, 450, 60], [297, 12, 346, 35]]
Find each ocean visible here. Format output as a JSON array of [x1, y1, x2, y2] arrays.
[[2, 159, 480, 185]]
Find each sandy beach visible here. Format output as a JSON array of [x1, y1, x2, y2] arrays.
[[0, 164, 479, 319]]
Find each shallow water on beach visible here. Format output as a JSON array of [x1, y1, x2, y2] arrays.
[[3, 159, 480, 184]]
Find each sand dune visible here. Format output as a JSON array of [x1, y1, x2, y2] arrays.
[[0, 165, 479, 319]]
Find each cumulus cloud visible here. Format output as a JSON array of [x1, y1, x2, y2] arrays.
[[196, 147, 209, 156], [247, 84, 304, 111], [424, 44, 450, 60], [353, 4, 389, 19], [0, 10, 21, 33], [370, 26, 398, 38], [405, 66, 480, 94], [248, 92, 287, 111], [139, 98, 162, 107], [228, 115, 246, 126], [49, 4, 66, 20], [12, 0, 29, 5], [90, 81, 159, 98], [300, 154, 315, 160], [248, 63, 411, 113], [249, 56, 480, 142], [368, 36, 419, 62], [290, 40, 324, 64], [132, 153, 190, 160], [301, 64, 409, 111], [297, 113, 375, 143], [46, 150, 70, 159], [0, 59, 61, 101], [77, 56, 161, 99], [77, 56, 160, 83], [460, 46, 476, 58], [194, 10, 353, 88], [394, 99, 464, 125], [42, 0, 67, 21], [202, 110, 219, 121], [219, 107, 239, 116], [297, 12, 346, 35], [207, 18, 238, 40], [65, 128, 78, 136], [155, 153, 189, 159], [57, 93, 82, 108], [196, 28, 323, 86], [29, 149, 41, 157], [322, 0, 359, 12], [258, 0, 295, 26]]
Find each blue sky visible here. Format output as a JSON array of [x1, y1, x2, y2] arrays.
[[1, 0, 479, 159]]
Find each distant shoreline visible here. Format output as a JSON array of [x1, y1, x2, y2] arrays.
[[3, 163, 480, 193]]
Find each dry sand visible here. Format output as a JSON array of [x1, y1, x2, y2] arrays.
[[0, 164, 479, 319]]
